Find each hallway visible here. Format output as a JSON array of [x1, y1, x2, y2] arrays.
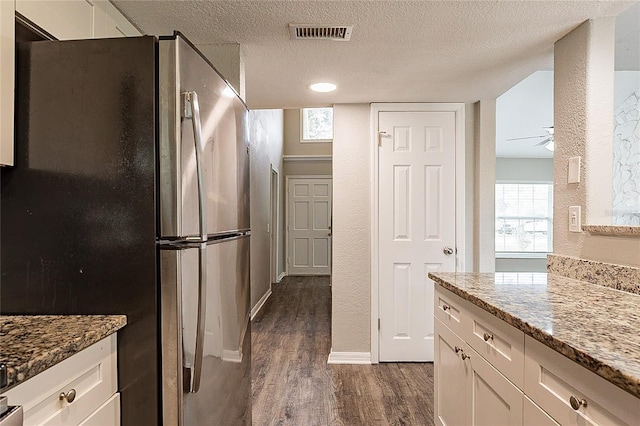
[[251, 276, 435, 425]]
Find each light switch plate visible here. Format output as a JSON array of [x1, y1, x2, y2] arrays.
[[568, 156, 581, 183], [569, 206, 581, 232]]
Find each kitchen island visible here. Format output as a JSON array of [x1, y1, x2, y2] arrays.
[[0, 315, 126, 390], [429, 272, 640, 425]]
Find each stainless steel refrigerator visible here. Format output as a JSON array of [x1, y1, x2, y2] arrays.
[[1, 33, 251, 425]]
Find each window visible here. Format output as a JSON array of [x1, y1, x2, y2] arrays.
[[301, 107, 333, 142], [495, 183, 553, 254]]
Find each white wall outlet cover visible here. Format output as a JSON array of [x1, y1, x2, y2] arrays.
[[568, 156, 581, 183], [569, 205, 582, 232]]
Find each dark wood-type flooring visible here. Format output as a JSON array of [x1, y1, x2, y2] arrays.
[[252, 276, 435, 426]]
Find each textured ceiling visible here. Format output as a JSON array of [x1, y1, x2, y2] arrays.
[[112, 0, 636, 109]]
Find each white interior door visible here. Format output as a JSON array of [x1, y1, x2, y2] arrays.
[[287, 177, 332, 275], [378, 110, 457, 361]]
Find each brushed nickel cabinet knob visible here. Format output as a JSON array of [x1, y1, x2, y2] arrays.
[[569, 395, 587, 410], [483, 333, 494, 342], [59, 389, 76, 403]]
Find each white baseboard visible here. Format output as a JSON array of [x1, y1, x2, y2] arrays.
[[222, 349, 242, 363], [251, 287, 272, 320], [327, 351, 372, 365], [276, 272, 286, 282]]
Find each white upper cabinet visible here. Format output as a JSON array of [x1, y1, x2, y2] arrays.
[[0, 0, 15, 166], [104, 2, 139, 37], [1, 0, 140, 166], [15, 0, 140, 39]]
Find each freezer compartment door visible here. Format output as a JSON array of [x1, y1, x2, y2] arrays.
[[183, 235, 251, 425], [159, 35, 250, 240], [160, 235, 250, 426], [160, 246, 202, 426]]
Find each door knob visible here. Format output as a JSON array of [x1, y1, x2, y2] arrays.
[[443, 247, 454, 256]]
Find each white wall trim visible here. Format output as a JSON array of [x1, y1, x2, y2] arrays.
[[251, 286, 272, 320], [277, 272, 287, 282], [283, 155, 332, 162], [327, 351, 372, 365], [369, 102, 466, 364], [222, 350, 243, 363]]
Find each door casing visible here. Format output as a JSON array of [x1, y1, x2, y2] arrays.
[[285, 175, 333, 275], [370, 103, 466, 364]]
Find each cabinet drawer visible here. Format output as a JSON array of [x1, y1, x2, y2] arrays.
[[434, 286, 467, 337], [524, 395, 558, 426], [467, 344, 524, 426], [465, 301, 525, 388], [2, 335, 117, 426], [524, 335, 640, 426], [78, 393, 120, 426]]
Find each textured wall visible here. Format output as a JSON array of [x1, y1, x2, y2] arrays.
[[331, 104, 371, 353], [198, 43, 245, 100], [249, 110, 284, 309], [474, 100, 496, 272], [283, 109, 333, 156], [283, 160, 332, 176], [554, 19, 640, 267]]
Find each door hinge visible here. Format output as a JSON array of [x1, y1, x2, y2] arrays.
[[378, 318, 381, 330]]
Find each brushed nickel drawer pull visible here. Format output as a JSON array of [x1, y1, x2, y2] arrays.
[[461, 352, 471, 361], [59, 388, 76, 403], [483, 332, 494, 342], [454, 346, 462, 354], [442, 304, 450, 312], [569, 395, 587, 410]]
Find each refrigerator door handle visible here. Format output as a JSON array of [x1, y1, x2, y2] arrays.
[[188, 242, 207, 393], [181, 91, 207, 241]]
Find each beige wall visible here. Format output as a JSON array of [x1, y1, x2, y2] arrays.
[[496, 158, 554, 182], [474, 100, 496, 272], [331, 102, 476, 355], [283, 109, 333, 156], [249, 109, 285, 310], [331, 104, 371, 353], [199, 43, 245, 100], [283, 160, 332, 176], [554, 18, 640, 267]]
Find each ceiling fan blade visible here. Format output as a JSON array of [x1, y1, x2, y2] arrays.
[[535, 137, 553, 146], [506, 135, 547, 141]]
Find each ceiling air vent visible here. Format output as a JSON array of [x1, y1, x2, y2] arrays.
[[289, 24, 353, 41]]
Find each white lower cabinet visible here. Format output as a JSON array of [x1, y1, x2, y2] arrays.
[[523, 396, 559, 426], [524, 335, 640, 426], [434, 285, 640, 426], [1, 335, 119, 426], [435, 318, 524, 426]]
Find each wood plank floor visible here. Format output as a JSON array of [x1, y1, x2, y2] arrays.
[[252, 276, 435, 426]]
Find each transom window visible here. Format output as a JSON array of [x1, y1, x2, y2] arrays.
[[495, 183, 553, 254], [301, 107, 333, 142]]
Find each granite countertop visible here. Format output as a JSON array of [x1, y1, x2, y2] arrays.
[[428, 272, 640, 399], [0, 315, 127, 391]]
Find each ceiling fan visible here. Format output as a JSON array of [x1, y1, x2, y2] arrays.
[[506, 126, 554, 151]]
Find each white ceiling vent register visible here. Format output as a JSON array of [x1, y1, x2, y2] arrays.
[[289, 24, 353, 41]]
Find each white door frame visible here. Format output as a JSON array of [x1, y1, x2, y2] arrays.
[[370, 103, 466, 364], [285, 175, 333, 275], [270, 164, 280, 284]]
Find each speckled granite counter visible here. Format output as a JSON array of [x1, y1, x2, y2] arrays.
[[0, 315, 127, 391], [428, 272, 640, 398]]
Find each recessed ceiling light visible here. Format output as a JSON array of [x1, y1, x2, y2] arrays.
[[309, 82, 336, 93]]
